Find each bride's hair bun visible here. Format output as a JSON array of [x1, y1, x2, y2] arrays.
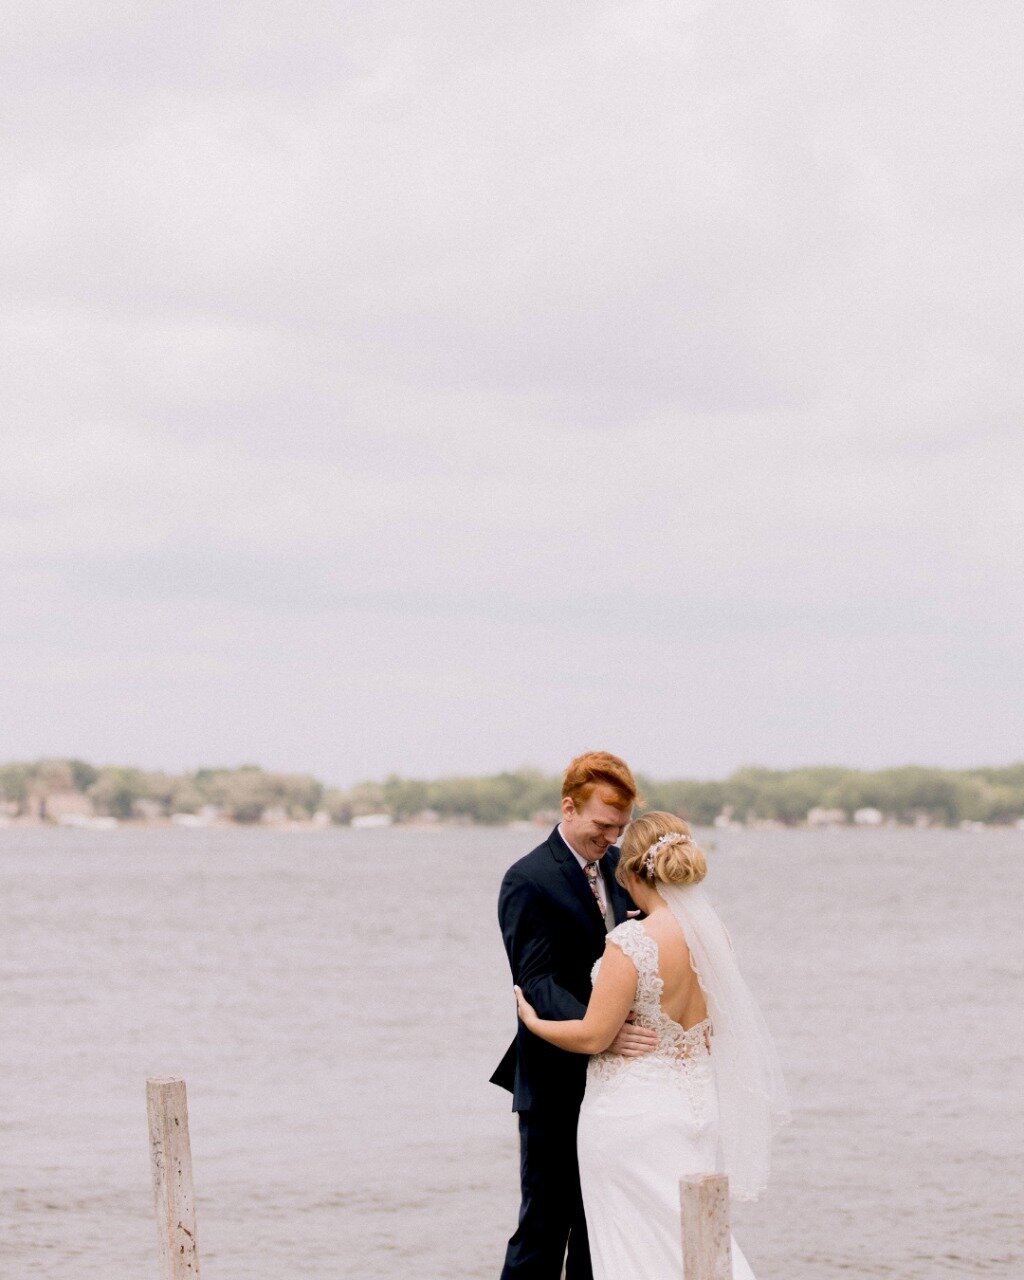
[[618, 811, 707, 887]]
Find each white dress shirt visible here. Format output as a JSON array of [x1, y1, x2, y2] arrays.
[[558, 823, 611, 919]]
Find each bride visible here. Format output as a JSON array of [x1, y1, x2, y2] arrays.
[[514, 811, 790, 1280]]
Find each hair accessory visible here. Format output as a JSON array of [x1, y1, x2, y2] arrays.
[[643, 830, 691, 878]]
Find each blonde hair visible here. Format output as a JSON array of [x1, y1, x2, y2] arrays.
[[617, 811, 707, 887]]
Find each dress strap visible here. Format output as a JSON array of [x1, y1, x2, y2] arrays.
[[606, 919, 659, 983]]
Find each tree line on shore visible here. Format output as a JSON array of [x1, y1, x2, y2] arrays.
[[2, 758, 1024, 828]]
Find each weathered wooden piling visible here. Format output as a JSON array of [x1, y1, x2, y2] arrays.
[[146, 1077, 201, 1280], [680, 1173, 732, 1280]]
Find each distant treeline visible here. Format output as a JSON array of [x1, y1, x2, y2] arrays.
[[3, 759, 1024, 827]]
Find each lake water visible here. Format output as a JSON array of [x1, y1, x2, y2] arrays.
[[1, 825, 1021, 1278]]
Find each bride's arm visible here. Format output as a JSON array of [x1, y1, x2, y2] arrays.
[[514, 943, 638, 1055]]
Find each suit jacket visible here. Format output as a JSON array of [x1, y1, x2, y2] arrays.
[[490, 826, 636, 1113]]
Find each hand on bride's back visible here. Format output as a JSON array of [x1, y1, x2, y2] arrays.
[[609, 1013, 657, 1058]]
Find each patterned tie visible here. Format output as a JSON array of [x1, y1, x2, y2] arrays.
[[583, 860, 603, 912]]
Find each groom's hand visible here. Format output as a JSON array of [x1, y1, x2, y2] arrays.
[[609, 1013, 657, 1058]]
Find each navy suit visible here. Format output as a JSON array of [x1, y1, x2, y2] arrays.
[[491, 827, 635, 1279]]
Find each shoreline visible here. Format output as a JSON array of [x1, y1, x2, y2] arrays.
[[1, 815, 1021, 834]]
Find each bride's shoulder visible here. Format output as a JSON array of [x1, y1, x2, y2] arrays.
[[606, 917, 646, 943], [606, 918, 657, 964]]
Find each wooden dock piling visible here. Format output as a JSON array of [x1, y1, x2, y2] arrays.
[[140, 1077, 729, 1280], [680, 1173, 732, 1280], [146, 1077, 201, 1280]]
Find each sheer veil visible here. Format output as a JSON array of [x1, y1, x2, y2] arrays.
[[661, 882, 791, 1201]]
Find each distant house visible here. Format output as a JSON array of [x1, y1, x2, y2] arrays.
[[806, 807, 846, 827], [38, 791, 95, 822], [171, 813, 208, 828], [171, 805, 221, 827], [260, 806, 290, 826], [853, 807, 884, 826], [351, 813, 393, 829]]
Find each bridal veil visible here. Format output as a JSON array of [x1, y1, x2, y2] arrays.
[[661, 882, 791, 1200]]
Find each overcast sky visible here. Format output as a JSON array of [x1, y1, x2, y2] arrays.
[[3, 2, 1022, 785]]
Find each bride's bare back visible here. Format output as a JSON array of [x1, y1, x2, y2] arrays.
[[641, 908, 708, 1031]]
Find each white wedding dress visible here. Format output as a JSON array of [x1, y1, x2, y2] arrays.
[[577, 919, 757, 1280]]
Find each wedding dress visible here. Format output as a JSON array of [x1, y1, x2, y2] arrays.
[[577, 911, 776, 1280]]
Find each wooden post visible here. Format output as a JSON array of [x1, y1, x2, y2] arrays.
[[680, 1173, 732, 1280], [146, 1077, 201, 1280]]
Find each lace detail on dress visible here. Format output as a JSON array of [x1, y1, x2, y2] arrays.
[[587, 920, 715, 1120]]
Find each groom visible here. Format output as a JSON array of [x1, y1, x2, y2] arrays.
[[491, 751, 656, 1279]]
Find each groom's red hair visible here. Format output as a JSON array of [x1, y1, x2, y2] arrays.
[[562, 751, 639, 812]]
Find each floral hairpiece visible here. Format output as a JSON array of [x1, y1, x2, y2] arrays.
[[643, 830, 692, 878]]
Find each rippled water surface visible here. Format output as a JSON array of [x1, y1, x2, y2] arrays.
[[1, 825, 1021, 1278]]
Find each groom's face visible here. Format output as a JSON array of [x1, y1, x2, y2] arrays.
[[562, 791, 631, 863]]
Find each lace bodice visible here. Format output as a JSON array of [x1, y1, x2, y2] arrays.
[[587, 919, 714, 1106]]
